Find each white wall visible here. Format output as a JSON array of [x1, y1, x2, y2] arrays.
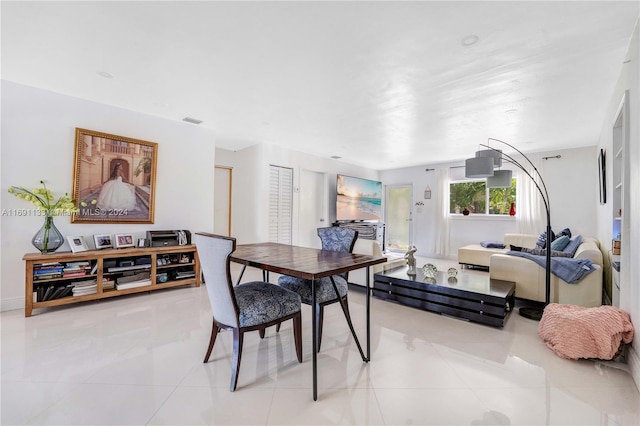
[[596, 18, 639, 389], [1, 81, 216, 311], [215, 145, 379, 245], [381, 146, 597, 258]]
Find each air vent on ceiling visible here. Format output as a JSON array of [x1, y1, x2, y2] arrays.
[[182, 117, 203, 125]]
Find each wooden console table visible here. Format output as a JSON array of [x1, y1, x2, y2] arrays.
[[24, 245, 200, 317]]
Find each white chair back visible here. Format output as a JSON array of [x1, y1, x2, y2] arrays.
[[195, 233, 239, 328]]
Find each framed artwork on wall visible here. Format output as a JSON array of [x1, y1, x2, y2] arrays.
[[71, 128, 158, 223]]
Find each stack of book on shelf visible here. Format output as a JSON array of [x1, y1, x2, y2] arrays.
[[116, 271, 151, 290], [62, 261, 92, 278], [34, 262, 64, 280], [72, 279, 97, 297]]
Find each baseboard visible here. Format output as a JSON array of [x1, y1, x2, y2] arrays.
[[1, 296, 24, 313], [628, 343, 640, 392]]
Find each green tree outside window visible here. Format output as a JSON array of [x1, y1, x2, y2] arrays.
[[450, 178, 516, 215]]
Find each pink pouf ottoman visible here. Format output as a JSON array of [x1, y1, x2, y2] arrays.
[[538, 303, 634, 360]]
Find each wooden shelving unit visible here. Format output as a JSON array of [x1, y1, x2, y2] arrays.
[[23, 245, 200, 317]]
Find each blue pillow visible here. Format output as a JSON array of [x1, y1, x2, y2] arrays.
[[562, 235, 583, 257], [481, 241, 506, 249], [550, 235, 570, 251], [535, 230, 556, 248]]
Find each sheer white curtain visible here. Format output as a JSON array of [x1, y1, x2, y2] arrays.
[[434, 167, 451, 256], [515, 155, 546, 234]]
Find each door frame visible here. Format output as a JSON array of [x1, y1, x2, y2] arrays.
[[385, 184, 413, 252]]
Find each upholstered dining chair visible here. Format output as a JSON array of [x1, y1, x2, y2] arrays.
[[277, 227, 358, 352], [195, 232, 303, 391]]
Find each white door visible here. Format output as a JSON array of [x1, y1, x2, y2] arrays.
[[214, 166, 232, 236], [299, 169, 326, 248], [268, 165, 293, 244], [385, 185, 413, 252]]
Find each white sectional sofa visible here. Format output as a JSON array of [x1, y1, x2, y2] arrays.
[[459, 233, 603, 307]]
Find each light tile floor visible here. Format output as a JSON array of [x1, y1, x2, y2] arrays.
[[1, 258, 638, 425]]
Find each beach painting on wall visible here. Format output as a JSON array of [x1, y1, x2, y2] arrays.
[[336, 174, 382, 221]]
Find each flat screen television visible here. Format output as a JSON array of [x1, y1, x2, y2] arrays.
[[336, 174, 382, 222]]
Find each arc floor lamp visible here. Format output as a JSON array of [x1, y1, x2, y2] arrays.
[[465, 138, 551, 321]]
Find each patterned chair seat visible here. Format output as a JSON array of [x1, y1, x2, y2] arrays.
[[235, 281, 301, 327], [277, 275, 348, 305]]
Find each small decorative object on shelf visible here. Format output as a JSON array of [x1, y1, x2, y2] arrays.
[[509, 202, 516, 216], [404, 245, 418, 275], [462, 208, 470, 216], [8, 181, 79, 254], [447, 267, 458, 278], [422, 263, 438, 279]]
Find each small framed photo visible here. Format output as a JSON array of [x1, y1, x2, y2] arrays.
[[67, 236, 89, 253], [114, 233, 135, 249], [93, 234, 113, 250], [137, 238, 147, 248]]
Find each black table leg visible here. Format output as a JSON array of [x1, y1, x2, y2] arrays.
[[366, 265, 370, 362], [329, 276, 366, 361], [312, 278, 317, 401], [235, 264, 247, 286]]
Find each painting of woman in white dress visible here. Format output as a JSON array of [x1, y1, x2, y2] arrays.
[[71, 128, 157, 223], [96, 162, 137, 210]]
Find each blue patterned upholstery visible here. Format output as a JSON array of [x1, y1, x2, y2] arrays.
[[277, 275, 348, 305], [235, 281, 301, 327], [317, 227, 357, 252]]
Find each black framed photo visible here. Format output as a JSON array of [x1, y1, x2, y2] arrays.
[[598, 148, 606, 204]]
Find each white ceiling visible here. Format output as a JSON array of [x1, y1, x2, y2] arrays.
[[2, 1, 638, 170]]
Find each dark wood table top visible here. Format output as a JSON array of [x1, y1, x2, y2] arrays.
[[231, 242, 387, 280]]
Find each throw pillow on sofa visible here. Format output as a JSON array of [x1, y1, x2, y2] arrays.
[[562, 235, 583, 257], [480, 241, 506, 249], [556, 227, 572, 239], [536, 230, 556, 248], [550, 235, 571, 251]]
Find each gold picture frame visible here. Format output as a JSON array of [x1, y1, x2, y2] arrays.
[[71, 128, 158, 223]]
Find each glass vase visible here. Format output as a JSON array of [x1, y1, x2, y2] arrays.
[[32, 216, 64, 254]]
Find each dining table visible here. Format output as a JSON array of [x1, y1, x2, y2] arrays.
[[229, 242, 387, 401]]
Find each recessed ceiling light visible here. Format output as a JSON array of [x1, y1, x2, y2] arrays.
[[461, 35, 479, 47], [183, 117, 203, 125], [97, 71, 114, 78], [330, 155, 342, 160]]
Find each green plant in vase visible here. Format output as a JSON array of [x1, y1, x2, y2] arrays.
[[8, 181, 79, 254]]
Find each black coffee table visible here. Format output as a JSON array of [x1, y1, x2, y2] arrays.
[[373, 266, 515, 327]]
